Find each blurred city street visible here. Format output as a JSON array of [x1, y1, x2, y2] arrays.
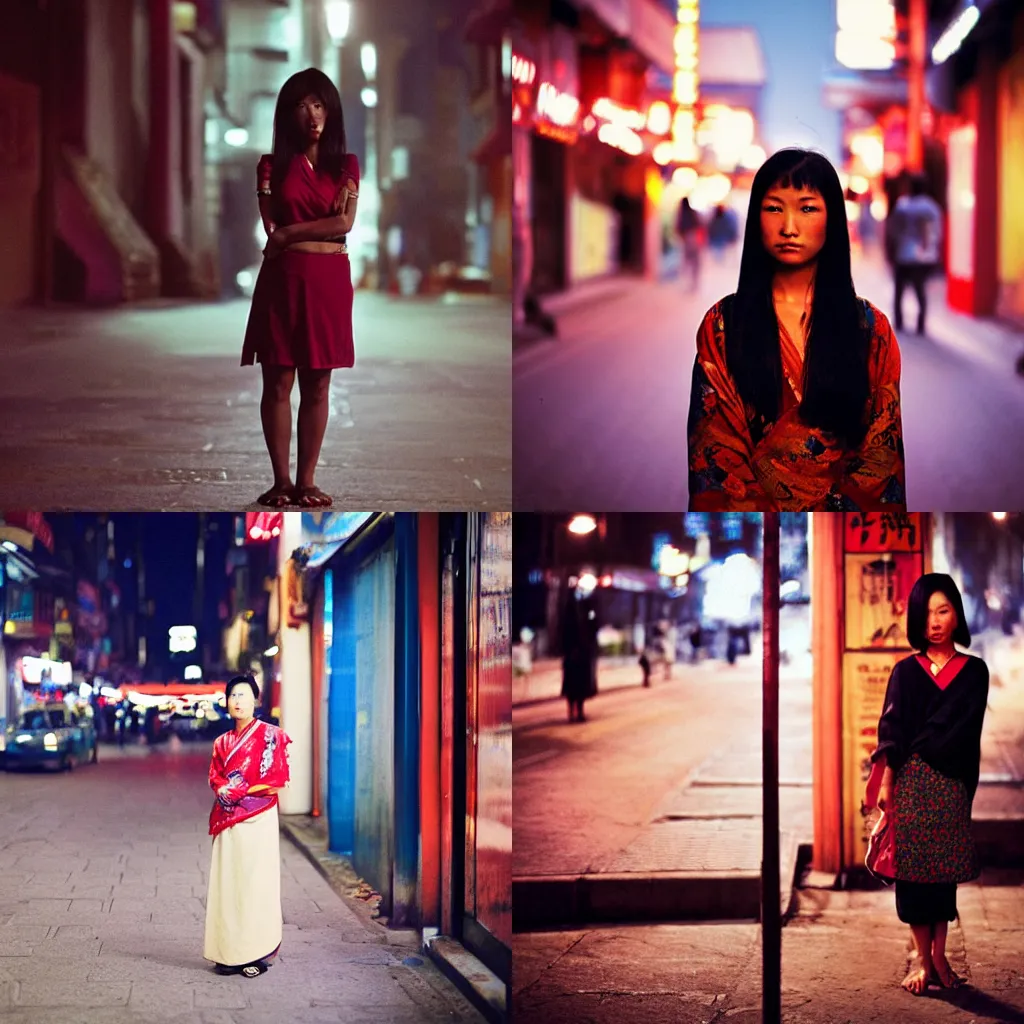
[[0, 742, 485, 1024], [0, 294, 510, 510], [513, 249, 1024, 511]]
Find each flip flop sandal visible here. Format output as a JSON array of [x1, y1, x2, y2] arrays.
[[240, 961, 268, 978]]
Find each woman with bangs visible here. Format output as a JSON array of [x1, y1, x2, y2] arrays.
[[242, 67, 360, 510], [687, 148, 907, 511]]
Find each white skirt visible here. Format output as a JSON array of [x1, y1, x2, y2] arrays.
[[203, 804, 283, 966]]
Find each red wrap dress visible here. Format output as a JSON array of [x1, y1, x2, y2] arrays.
[[242, 152, 360, 369]]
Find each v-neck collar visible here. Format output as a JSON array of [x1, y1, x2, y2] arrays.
[[777, 320, 805, 404], [225, 718, 261, 765], [914, 652, 967, 691]]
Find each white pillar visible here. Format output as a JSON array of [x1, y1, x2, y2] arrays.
[[278, 511, 313, 815]]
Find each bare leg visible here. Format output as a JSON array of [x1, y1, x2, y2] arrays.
[[902, 924, 934, 994], [295, 368, 333, 506], [258, 364, 296, 505], [931, 921, 965, 987]]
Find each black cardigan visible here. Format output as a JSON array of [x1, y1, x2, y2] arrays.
[[871, 653, 989, 802]]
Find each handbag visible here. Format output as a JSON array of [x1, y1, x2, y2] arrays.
[[865, 811, 896, 884]]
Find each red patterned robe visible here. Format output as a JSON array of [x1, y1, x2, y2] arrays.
[[687, 296, 907, 511]]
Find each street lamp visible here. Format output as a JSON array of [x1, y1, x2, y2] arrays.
[[568, 515, 598, 536], [325, 0, 351, 43]]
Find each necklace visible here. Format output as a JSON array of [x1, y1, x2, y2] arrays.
[[928, 650, 955, 675]]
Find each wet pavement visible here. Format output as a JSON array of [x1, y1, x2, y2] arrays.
[[0, 293, 510, 511]]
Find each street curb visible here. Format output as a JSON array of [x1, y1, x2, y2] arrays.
[[424, 935, 508, 1024], [975, 816, 1024, 867], [512, 871, 760, 930], [512, 832, 802, 932], [280, 818, 506, 1023]]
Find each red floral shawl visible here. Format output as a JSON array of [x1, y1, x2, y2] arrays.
[[208, 719, 292, 837]]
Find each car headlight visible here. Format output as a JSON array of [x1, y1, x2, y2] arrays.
[[43, 732, 59, 751]]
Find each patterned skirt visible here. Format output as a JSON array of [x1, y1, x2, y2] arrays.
[[893, 754, 979, 884]]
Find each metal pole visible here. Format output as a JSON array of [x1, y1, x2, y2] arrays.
[[762, 512, 781, 1024]]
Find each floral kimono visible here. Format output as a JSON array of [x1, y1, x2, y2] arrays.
[[687, 296, 907, 511], [204, 719, 292, 970]]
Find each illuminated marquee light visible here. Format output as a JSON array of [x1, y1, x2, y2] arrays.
[[512, 53, 537, 86], [597, 122, 644, 156], [537, 82, 580, 128], [592, 97, 647, 131], [672, 0, 700, 163]]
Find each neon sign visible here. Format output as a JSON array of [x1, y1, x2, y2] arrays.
[[836, 0, 896, 70], [512, 53, 537, 86], [537, 82, 580, 127]]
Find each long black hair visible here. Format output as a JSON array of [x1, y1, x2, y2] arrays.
[[906, 573, 971, 651], [726, 148, 872, 449], [270, 67, 347, 205]]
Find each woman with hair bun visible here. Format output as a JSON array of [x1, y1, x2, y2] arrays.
[[203, 674, 292, 978]]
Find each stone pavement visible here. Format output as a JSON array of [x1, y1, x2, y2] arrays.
[[513, 869, 1024, 1024], [0, 740, 485, 1024], [0, 292, 510, 511]]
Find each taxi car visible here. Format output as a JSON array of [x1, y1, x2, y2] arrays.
[[1, 703, 99, 771]]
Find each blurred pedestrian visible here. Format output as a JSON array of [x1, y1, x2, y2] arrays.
[[687, 147, 906, 511], [241, 68, 360, 510], [690, 623, 704, 663], [205, 674, 292, 979], [676, 197, 703, 291], [707, 204, 738, 262], [561, 593, 598, 723], [887, 174, 943, 336], [661, 620, 678, 680], [866, 575, 987, 995]]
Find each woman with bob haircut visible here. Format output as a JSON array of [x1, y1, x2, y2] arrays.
[[204, 674, 292, 978], [687, 148, 906, 511], [866, 574, 989, 995], [242, 67, 360, 511]]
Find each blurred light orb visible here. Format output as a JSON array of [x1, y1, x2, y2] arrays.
[[224, 128, 249, 147], [236, 270, 254, 290], [870, 197, 887, 220], [361, 42, 377, 81], [577, 572, 598, 594], [993, 512, 1008, 521], [361, 87, 378, 108], [647, 101, 672, 136], [849, 174, 871, 195], [568, 514, 598, 536], [325, 0, 351, 42], [671, 166, 699, 191], [741, 144, 766, 170]]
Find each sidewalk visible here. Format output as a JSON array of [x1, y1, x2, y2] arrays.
[[513, 660, 813, 930], [279, 815, 505, 1024], [514, 630, 1024, 932], [513, 868, 1024, 1024], [512, 656, 648, 706]]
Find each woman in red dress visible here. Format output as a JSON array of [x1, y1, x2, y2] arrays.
[[242, 67, 360, 509]]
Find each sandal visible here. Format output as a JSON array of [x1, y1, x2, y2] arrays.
[[257, 484, 294, 508], [930, 962, 966, 989], [292, 485, 332, 508], [240, 960, 268, 978]]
